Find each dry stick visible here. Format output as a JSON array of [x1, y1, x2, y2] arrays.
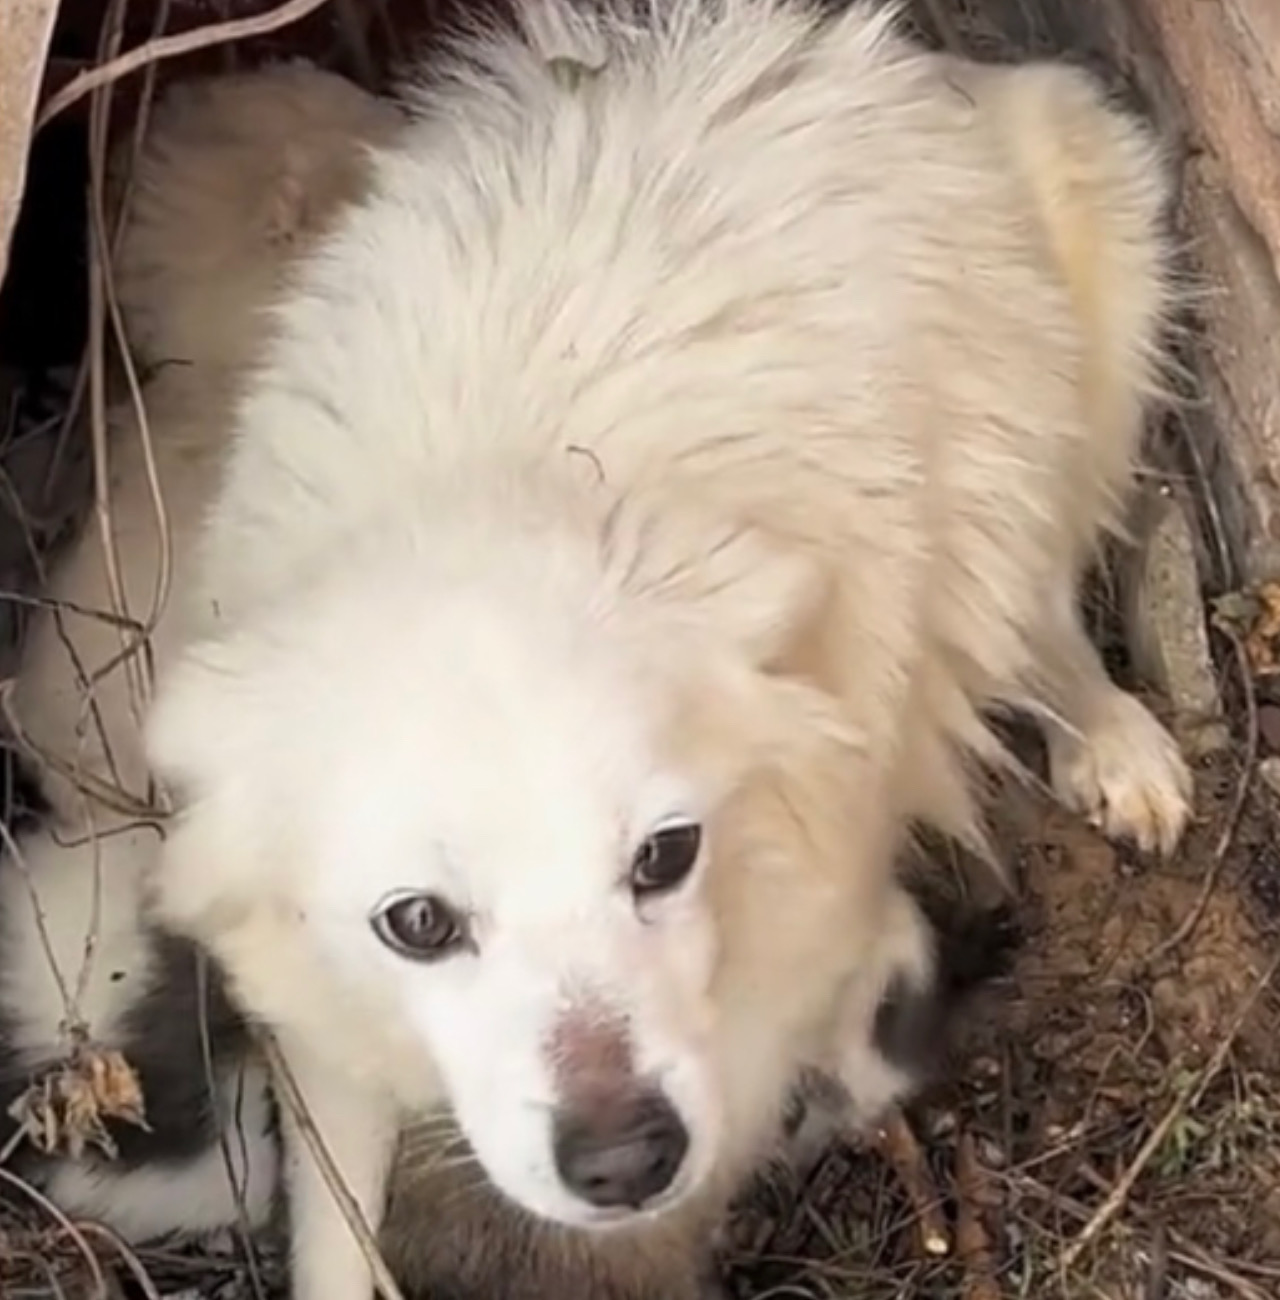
[[75, 1223, 164, 1300], [18, 0, 171, 822], [954, 1134, 1002, 1300], [1011, 1173, 1270, 1300], [36, 0, 337, 129], [1139, 623, 1257, 976], [872, 1109, 950, 1258], [0, 701, 158, 819], [86, 0, 165, 768], [95, 0, 181, 725], [71, 0, 135, 1029], [196, 956, 271, 1300], [1074, 1159, 1280, 1286], [1059, 952, 1280, 1271], [0, 1167, 110, 1300], [0, 811, 78, 1036], [258, 1031, 408, 1300]]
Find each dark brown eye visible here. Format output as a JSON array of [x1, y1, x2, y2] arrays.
[[631, 822, 702, 899], [372, 892, 467, 961]]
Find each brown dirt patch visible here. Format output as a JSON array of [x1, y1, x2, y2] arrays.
[[728, 731, 1280, 1300]]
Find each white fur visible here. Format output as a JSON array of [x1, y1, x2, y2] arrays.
[[112, 59, 406, 374], [120, 6, 1192, 1300], [1, 62, 398, 1251], [0, 820, 278, 1240], [9, 62, 404, 823], [7, 8, 1194, 1300]]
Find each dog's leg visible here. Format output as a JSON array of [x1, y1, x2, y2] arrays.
[[278, 1034, 398, 1300], [783, 887, 937, 1182], [832, 887, 937, 1125], [1033, 585, 1192, 856]]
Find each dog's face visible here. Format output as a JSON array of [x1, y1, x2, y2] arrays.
[[146, 505, 911, 1228], [327, 615, 728, 1228]]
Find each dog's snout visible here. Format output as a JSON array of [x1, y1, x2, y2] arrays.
[[552, 1089, 689, 1210]]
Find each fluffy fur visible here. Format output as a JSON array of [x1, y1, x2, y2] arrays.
[[0, 61, 397, 1250], [104, 5, 1193, 1300], [9, 63, 405, 824], [3, 50, 949, 1300], [0, 771, 278, 1242]]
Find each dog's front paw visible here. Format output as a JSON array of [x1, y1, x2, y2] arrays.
[[1048, 688, 1192, 856]]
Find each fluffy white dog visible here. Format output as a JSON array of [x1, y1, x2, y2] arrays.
[[5, 3, 1194, 1299], [3, 45, 948, 1300], [102, 4, 1192, 1300]]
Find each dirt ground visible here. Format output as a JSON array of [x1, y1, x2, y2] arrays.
[[724, 717, 1280, 1300], [2, 3, 1280, 1300]]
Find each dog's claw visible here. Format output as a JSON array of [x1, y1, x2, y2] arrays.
[[1049, 689, 1193, 857]]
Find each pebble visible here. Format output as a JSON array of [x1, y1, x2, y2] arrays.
[[1258, 754, 1280, 800], [1122, 487, 1230, 757]]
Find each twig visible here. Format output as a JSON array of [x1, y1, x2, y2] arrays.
[[954, 1133, 1002, 1300], [1012, 1173, 1271, 1300], [1145, 1224, 1169, 1300], [37, 0, 337, 130], [258, 1031, 407, 1300], [197, 956, 270, 1300], [872, 1109, 950, 1258], [1059, 952, 1280, 1270], [75, 1223, 163, 1300], [0, 812, 78, 1029], [1139, 622, 1257, 974], [72, 0, 136, 1024], [0, 1167, 110, 1299]]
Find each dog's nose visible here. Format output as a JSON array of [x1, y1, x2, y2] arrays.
[[552, 1089, 689, 1210]]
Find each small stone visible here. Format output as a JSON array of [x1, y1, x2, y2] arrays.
[[1258, 755, 1280, 800], [1123, 488, 1230, 758], [928, 1109, 958, 1140], [971, 1055, 1002, 1080], [978, 1137, 1007, 1169]]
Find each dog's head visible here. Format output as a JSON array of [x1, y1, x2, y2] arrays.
[[145, 486, 926, 1228]]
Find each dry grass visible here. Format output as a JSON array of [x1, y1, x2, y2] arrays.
[[2, 2, 1280, 1298]]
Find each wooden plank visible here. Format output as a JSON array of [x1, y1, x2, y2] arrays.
[[0, 0, 60, 286], [1224, 0, 1280, 134], [1135, 0, 1280, 278]]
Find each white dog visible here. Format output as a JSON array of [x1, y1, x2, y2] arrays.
[[3, 49, 955, 1300], [102, 4, 1191, 1300], [4, 5, 1195, 1294]]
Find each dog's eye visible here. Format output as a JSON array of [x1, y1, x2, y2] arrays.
[[372, 892, 467, 961], [631, 822, 702, 898]]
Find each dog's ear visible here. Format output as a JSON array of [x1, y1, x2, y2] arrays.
[[602, 494, 822, 668]]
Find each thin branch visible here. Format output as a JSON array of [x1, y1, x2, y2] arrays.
[[37, 0, 339, 130]]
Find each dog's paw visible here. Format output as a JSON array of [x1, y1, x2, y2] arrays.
[[1048, 688, 1192, 856]]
